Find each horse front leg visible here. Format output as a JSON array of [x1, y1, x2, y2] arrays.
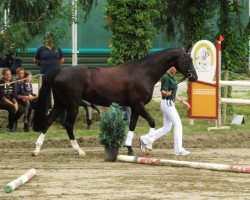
[[32, 104, 64, 156], [124, 109, 139, 155], [33, 133, 46, 156], [65, 108, 86, 157]]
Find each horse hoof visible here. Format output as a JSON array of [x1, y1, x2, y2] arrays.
[[145, 148, 152, 154], [79, 151, 86, 157], [127, 148, 134, 156], [124, 145, 134, 156], [32, 151, 39, 157], [127, 150, 134, 156]]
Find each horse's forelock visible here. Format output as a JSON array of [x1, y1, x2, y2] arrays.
[[178, 49, 191, 75], [180, 49, 198, 81]]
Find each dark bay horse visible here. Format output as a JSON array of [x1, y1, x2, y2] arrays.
[[32, 48, 198, 156], [80, 100, 100, 129], [60, 100, 100, 129]]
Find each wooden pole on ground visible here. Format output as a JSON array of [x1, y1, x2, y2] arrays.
[[117, 155, 250, 174], [4, 168, 36, 193]]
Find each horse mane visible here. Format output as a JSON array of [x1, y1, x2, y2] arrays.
[[80, 48, 185, 70], [123, 48, 183, 66], [87, 67, 100, 70]]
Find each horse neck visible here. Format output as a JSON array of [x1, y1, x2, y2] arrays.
[[139, 49, 181, 84]]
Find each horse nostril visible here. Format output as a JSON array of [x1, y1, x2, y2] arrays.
[[193, 76, 198, 82]]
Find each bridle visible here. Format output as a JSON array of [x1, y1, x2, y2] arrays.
[[166, 53, 195, 107], [175, 53, 195, 85]]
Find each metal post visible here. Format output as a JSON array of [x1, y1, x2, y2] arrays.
[[222, 70, 229, 124], [216, 39, 222, 128], [208, 36, 230, 131], [4, 1, 9, 28], [4, 9, 7, 27], [249, 0, 250, 69], [72, 0, 78, 66]]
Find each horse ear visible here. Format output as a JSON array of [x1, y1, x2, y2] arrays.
[[183, 43, 192, 52]]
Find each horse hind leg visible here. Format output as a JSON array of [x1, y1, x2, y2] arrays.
[[84, 105, 92, 129], [85, 104, 100, 129], [124, 109, 139, 156], [32, 104, 64, 156], [91, 104, 100, 114], [65, 108, 86, 157]]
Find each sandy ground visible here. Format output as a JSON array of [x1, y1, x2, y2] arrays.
[[0, 81, 249, 200], [0, 132, 249, 200]]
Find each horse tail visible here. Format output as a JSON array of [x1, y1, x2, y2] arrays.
[[32, 68, 61, 132]]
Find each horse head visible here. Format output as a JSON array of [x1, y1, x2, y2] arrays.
[[176, 49, 198, 82]]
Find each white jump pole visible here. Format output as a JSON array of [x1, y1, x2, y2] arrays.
[[117, 155, 250, 174], [4, 168, 36, 193]]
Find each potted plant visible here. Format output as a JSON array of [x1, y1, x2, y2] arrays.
[[99, 103, 127, 162]]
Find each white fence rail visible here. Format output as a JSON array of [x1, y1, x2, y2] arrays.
[[220, 81, 250, 87], [219, 80, 250, 105], [221, 98, 250, 104]]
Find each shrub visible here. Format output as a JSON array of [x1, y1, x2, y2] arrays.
[[99, 103, 127, 147]]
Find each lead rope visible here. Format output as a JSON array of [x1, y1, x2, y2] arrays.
[[0, 74, 44, 86], [166, 76, 187, 107]]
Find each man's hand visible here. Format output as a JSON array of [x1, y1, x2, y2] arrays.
[[181, 100, 190, 110], [13, 101, 18, 113]]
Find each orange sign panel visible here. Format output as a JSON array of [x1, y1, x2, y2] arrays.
[[189, 81, 218, 119]]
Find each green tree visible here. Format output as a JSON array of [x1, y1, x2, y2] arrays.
[[79, 0, 98, 22], [156, 0, 217, 51], [156, 0, 249, 69], [105, 0, 160, 64], [157, 0, 249, 115], [0, 0, 97, 56], [218, 0, 249, 114], [218, 0, 249, 72], [0, 0, 65, 55]]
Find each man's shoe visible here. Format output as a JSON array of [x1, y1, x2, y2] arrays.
[[23, 122, 30, 132], [145, 144, 152, 154], [8, 127, 17, 132], [175, 149, 190, 156], [139, 136, 153, 153], [139, 136, 147, 152]]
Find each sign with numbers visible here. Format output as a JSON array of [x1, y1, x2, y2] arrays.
[[188, 81, 218, 119]]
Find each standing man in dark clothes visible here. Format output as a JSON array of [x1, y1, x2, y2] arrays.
[[34, 32, 64, 111]]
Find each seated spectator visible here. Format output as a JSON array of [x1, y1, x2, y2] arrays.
[[17, 71, 37, 132], [16, 67, 28, 130], [16, 67, 25, 100], [0, 68, 25, 132], [16, 67, 25, 81]]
